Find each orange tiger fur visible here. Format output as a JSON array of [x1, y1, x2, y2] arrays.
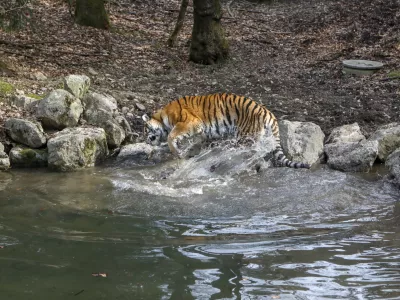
[[142, 93, 310, 168]]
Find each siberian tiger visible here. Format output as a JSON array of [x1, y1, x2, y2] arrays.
[[142, 93, 310, 169]]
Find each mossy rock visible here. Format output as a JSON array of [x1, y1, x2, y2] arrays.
[[388, 70, 400, 78], [0, 81, 15, 97], [9, 146, 48, 168], [25, 93, 43, 100]]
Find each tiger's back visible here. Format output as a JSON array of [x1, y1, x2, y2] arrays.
[[143, 93, 309, 169]]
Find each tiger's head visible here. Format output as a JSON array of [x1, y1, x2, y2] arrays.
[[142, 113, 168, 146]]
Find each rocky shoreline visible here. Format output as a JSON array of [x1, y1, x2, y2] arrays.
[[1, 74, 400, 187]]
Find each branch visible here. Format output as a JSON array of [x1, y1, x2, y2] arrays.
[[167, 0, 189, 47], [236, 9, 273, 16], [0, 39, 93, 47], [3, 4, 28, 14], [38, 49, 109, 57], [380, 76, 400, 82], [1, 49, 35, 59], [227, 0, 235, 18]]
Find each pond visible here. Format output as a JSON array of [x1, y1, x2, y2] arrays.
[[0, 144, 399, 299]]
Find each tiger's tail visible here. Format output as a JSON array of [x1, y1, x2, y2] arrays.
[[271, 133, 310, 169], [273, 145, 310, 169]]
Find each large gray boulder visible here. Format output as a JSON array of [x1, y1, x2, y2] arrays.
[[82, 92, 127, 148], [115, 115, 133, 138], [63, 75, 90, 99], [0, 143, 10, 171], [82, 92, 118, 124], [103, 120, 126, 148], [9, 146, 48, 168], [386, 148, 400, 186], [325, 123, 365, 144], [47, 127, 108, 171], [368, 123, 400, 161], [5, 118, 47, 148], [325, 140, 378, 172], [37, 89, 83, 130], [278, 120, 325, 166]]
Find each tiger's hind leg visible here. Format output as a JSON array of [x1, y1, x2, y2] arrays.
[[168, 119, 205, 158]]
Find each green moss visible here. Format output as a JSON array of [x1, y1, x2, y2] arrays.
[[388, 70, 400, 78], [56, 81, 65, 89], [0, 81, 14, 96], [83, 138, 96, 165], [20, 148, 37, 160], [16, 148, 48, 168], [26, 93, 43, 100]]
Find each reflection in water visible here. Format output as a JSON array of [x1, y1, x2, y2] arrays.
[[0, 142, 399, 299]]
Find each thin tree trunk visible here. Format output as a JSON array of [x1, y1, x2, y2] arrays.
[[75, 0, 110, 30], [167, 0, 189, 47], [190, 0, 229, 64]]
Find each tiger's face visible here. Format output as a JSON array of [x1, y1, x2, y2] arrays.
[[142, 114, 168, 146]]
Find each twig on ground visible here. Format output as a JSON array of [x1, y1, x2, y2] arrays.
[[0, 39, 93, 47], [1, 49, 35, 59], [380, 76, 400, 82], [227, 0, 236, 18], [3, 5, 28, 14]]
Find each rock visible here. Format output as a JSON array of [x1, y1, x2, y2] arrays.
[[368, 123, 400, 161], [326, 123, 365, 144], [126, 112, 134, 120], [5, 118, 47, 148], [47, 127, 108, 171], [32, 71, 47, 81], [82, 92, 118, 124], [37, 89, 83, 130], [325, 140, 378, 172], [87, 67, 98, 76], [135, 102, 146, 111], [103, 120, 126, 148], [82, 92, 130, 147], [10, 94, 41, 111], [386, 148, 400, 186], [115, 115, 132, 134], [9, 146, 48, 168], [117, 143, 172, 166], [63, 74, 91, 99], [0, 151, 10, 171], [121, 106, 129, 115], [278, 120, 325, 165], [0, 142, 9, 171]]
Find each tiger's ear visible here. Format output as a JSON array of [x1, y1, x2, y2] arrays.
[[142, 114, 150, 122]]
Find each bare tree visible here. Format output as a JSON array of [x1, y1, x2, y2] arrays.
[[75, 0, 110, 29], [167, 0, 189, 47], [189, 0, 228, 64]]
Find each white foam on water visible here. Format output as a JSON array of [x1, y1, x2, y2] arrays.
[[111, 137, 276, 200]]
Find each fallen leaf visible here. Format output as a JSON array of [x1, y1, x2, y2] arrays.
[[92, 273, 107, 278]]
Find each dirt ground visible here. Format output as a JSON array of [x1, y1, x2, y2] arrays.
[[0, 0, 399, 144]]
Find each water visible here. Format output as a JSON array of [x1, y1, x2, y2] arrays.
[[0, 143, 399, 299]]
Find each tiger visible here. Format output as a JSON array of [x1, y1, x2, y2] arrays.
[[142, 93, 310, 169]]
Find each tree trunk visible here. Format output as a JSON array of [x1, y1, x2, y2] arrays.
[[190, 0, 229, 64], [167, 0, 189, 47], [75, 0, 110, 30]]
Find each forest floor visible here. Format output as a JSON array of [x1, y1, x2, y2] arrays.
[[0, 0, 399, 142]]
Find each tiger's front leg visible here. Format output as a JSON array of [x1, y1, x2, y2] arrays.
[[168, 121, 204, 158]]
